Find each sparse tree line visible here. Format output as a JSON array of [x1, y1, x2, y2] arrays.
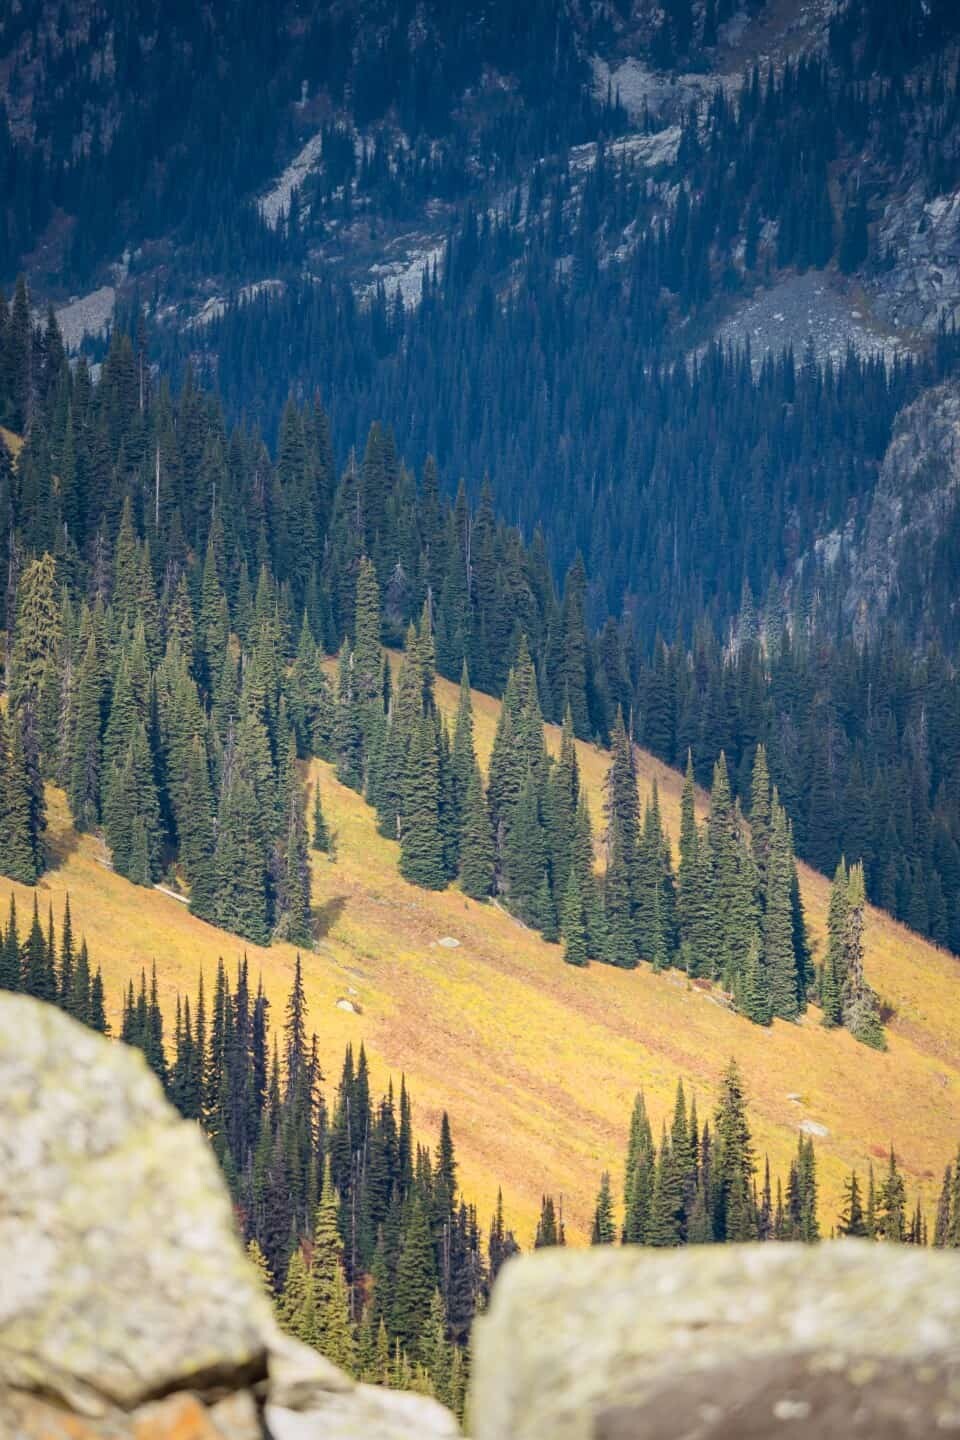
[[0, 899, 955, 1414], [0, 285, 883, 1041], [324, 554, 881, 1044]]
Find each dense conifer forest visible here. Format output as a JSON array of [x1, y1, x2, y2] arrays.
[[0, 282, 887, 1043], [2, 287, 959, 987], [5, 0, 960, 1423]]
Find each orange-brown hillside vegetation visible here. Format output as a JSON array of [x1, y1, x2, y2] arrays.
[[6, 668, 960, 1245]]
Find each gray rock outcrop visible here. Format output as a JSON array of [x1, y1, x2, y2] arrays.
[[470, 1243, 960, 1440], [0, 992, 458, 1440], [842, 379, 960, 646]]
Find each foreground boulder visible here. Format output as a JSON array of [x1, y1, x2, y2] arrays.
[[0, 992, 457, 1440], [471, 1243, 960, 1439]]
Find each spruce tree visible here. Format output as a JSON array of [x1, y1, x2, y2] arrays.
[[561, 864, 589, 967], [400, 713, 446, 889], [312, 1156, 356, 1371], [591, 1171, 616, 1244], [312, 780, 330, 852], [334, 648, 365, 793], [840, 862, 885, 1050], [68, 630, 103, 832], [0, 711, 40, 882], [837, 1170, 869, 1238], [534, 1195, 565, 1247], [623, 1092, 655, 1243], [764, 805, 799, 1020], [677, 751, 698, 953], [392, 1194, 436, 1360], [0, 896, 20, 991], [458, 760, 495, 900], [448, 662, 475, 865], [502, 768, 548, 927], [713, 1059, 756, 1242]]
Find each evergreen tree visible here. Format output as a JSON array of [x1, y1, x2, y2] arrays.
[[458, 760, 495, 900], [876, 1147, 907, 1242], [591, 1171, 616, 1244], [764, 805, 799, 1020], [561, 863, 589, 967], [841, 862, 885, 1050], [837, 1170, 869, 1237], [534, 1194, 565, 1247], [0, 711, 40, 882], [400, 713, 446, 889], [312, 780, 330, 852], [713, 1059, 756, 1242], [502, 768, 548, 927], [623, 1091, 655, 1243], [393, 1194, 436, 1360]]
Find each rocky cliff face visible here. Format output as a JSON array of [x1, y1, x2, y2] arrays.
[[832, 380, 960, 648], [0, 992, 458, 1440]]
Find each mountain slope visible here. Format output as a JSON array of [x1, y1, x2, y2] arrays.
[[7, 667, 960, 1244]]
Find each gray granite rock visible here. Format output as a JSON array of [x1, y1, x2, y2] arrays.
[[470, 1242, 960, 1440], [0, 992, 460, 1439], [0, 992, 273, 1414]]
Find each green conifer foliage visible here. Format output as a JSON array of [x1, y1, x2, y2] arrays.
[[9, 552, 60, 717], [68, 630, 103, 832], [280, 1246, 316, 1343], [103, 721, 163, 885], [0, 896, 20, 991], [502, 769, 548, 926], [448, 663, 475, 865], [749, 744, 773, 889], [312, 780, 330, 852], [213, 725, 272, 944], [458, 760, 495, 900], [0, 710, 40, 883], [591, 1171, 616, 1243], [740, 935, 771, 1025], [713, 1059, 757, 1242], [765, 804, 799, 1020], [534, 1194, 565, 1247], [677, 751, 698, 951], [400, 714, 446, 889], [840, 861, 885, 1049], [352, 556, 383, 704], [649, 1127, 683, 1247], [561, 864, 589, 967], [623, 1091, 655, 1243], [392, 1194, 436, 1360], [311, 1156, 356, 1371], [335, 648, 365, 793], [876, 1147, 907, 1242]]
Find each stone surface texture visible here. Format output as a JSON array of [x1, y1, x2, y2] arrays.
[[470, 1242, 960, 1440], [0, 993, 458, 1440]]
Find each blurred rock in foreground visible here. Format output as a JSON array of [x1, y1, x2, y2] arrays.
[[0, 992, 458, 1440], [471, 1243, 960, 1440]]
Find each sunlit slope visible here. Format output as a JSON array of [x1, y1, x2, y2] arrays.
[[8, 669, 960, 1244], [0, 427, 23, 461]]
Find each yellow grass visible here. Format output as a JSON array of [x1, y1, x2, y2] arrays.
[[7, 670, 960, 1245], [0, 426, 22, 461]]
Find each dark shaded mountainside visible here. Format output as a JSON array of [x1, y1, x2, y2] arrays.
[[4, 0, 960, 955]]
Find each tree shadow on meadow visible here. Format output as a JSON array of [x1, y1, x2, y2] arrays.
[[314, 894, 348, 941]]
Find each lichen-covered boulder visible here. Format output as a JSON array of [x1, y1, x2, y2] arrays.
[[0, 992, 275, 1414], [0, 991, 460, 1440], [471, 1242, 960, 1440]]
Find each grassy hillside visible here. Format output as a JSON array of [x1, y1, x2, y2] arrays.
[[6, 669, 960, 1244], [0, 427, 22, 461]]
